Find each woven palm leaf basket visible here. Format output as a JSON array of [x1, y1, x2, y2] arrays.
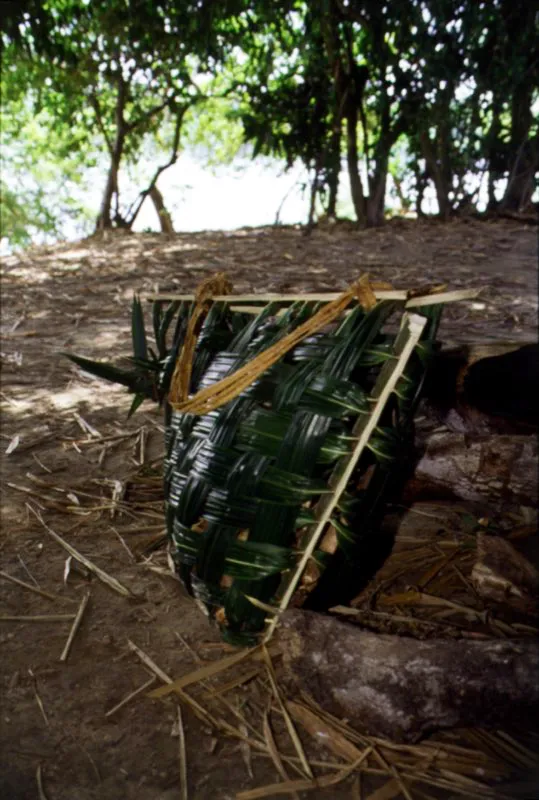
[[67, 275, 475, 645]]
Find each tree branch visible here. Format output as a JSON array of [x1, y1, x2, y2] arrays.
[[124, 105, 187, 228], [90, 93, 114, 156], [127, 96, 171, 133]]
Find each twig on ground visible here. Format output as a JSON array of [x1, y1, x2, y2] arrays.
[[262, 645, 313, 780], [149, 643, 281, 699], [0, 614, 76, 622], [235, 748, 373, 799], [36, 765, 50, 800], [371, 745, 415, 800], [59, 591, 91, 662], [262, 706, 299, 799], [0, 570, 62, 602], [17, 554, 40, 586], [139, 427, 146, 465], [110, 526, 136, 562], [29, 669, 49, 727], [27, 504, 134, 597], [73, 412, 102, 438], [177, 705, 188, 800], [32, 452, 53, 474], [105, 675, 157, 717]]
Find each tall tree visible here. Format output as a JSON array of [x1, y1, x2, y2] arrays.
[[2, 0, 248, 232], [399, 0, 538, 217], [235, 2, 336, 225], [480, 0, 538, 212]]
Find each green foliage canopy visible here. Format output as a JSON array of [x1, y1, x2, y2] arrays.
[[1, 0, 537, 247]]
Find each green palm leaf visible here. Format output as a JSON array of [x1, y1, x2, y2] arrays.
[[131, 294, 148, 362], [63, 353, 144, 391]]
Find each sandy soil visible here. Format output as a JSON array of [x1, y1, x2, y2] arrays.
[[1, 218, 537, 799]]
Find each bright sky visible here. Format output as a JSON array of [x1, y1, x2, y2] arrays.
[[135, 154, 313, 232]]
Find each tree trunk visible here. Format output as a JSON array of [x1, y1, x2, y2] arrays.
[[500, 140, 537, 212], [95, 76, 128, 232], [96, 154, 121, 231], [325, 128, 341, 218], [392, 174, 411, 214], [366, 86, 392, 227], [149, 185, 175, 235], [414, 164, 427, 216], [366, 160, 388, 227], [500, 0, 537, 212], [326, 177, 338, 219], [124, 105, 186, 230], [345, 104, 366, 225], [307, 165, 320, 229], [279, 609, 539, 743], [486, 97, 503, 211], [419, 130, 451, 219]]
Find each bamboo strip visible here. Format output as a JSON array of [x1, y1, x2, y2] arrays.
[[145, 288, 479, 306], [146, 291, 407, 303]]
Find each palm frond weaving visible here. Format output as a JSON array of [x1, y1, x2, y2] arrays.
[[66, 276, 473, 645]]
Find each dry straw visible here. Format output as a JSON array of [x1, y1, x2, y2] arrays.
[[169, 274, 384, 414]]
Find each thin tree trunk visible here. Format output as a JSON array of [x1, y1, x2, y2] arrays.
[[366, 80, 391, 227], [125, 106, 186, 230], [346, 104, 366, 225], [367, 156, 389, 227], [96, 155, 121, 231], [500, 141, 537, 212], [486, 96, 503, 211], [323, 20, 346, 220], [415, 163, 427, 216], [393, 175, 410, 214], [149, 186, 175, 235], [419, 130, 451, 219], [95, 76, 128, 232], [326, 127, 341, 217], [500, 3, 536, 212], [307, 166, 320, 228], [326, 176, 338, 218]]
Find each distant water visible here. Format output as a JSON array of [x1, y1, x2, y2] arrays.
[[6, 146, 526, 255]]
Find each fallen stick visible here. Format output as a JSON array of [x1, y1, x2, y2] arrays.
[[0, 570, 63, 602], [0, 614, 76, 622], [104, 675, 157, 717], [278, 609, 539, 743], [59, 591, 91, 662], [27, 504, 134, 597]]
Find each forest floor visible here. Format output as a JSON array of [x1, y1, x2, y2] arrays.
[[1, 218, 538, 800]]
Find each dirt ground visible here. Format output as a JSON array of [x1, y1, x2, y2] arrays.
[[1, 218, 538, 800]]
